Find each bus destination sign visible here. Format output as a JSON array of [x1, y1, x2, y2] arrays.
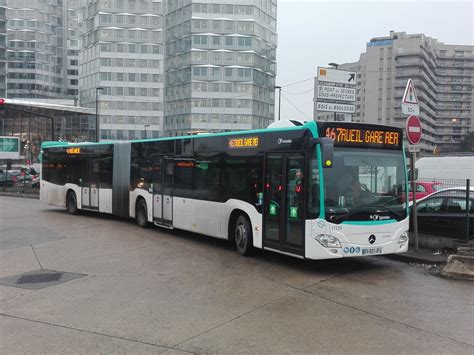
[[322, 124, 402, 149], [66, 147, 81, 154], [228, 137, 259, 149]]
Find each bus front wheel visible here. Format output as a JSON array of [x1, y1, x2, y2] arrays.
[[136, 198, 149, 228], [66, 191, 78, 215], [234, 215, 253, 256]]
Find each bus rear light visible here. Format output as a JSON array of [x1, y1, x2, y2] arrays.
[[314, 234, 341, 248]]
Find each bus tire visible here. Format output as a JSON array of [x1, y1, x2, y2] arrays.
[[234, 215, 253, 256], [136, 198, 149, 228], [66, 191, 78, 215]]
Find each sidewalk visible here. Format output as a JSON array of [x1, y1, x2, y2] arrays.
[[383, 248, 449, 265]]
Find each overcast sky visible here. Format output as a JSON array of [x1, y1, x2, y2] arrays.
[[275, 0, 474, 120]]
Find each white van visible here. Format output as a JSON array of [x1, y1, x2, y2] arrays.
[[415, 156, 474, 181]]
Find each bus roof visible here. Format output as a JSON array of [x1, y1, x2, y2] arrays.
[[41, 121, 319, 149]]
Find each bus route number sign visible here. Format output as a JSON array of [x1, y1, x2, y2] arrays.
[[228, 137, 259, 149], [325, 127, 400, 149]]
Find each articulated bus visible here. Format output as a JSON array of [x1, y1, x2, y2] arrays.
[[40, 121, 409, 260]]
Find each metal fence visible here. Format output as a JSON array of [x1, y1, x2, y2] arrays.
[[410, 178, 472, 242]]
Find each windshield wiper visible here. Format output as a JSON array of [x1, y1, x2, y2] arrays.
[[329, 206, 404, 223]]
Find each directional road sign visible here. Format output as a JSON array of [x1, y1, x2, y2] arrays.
[[317, 85, 356, 102], [402, 79, 420, 115], [0, 136, 20, 159], [317, 67, 357, 85], [406, 115, 422, 145], [316, 102, 355, 114]]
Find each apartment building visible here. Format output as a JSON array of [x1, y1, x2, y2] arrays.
[[315, 31, 474, 153], [164, 0, 277, 136]]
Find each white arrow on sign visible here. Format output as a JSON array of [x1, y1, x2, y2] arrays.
[[317, 67, 357, 85]]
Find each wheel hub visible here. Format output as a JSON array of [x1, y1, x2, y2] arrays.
[[236, 224, 246, 248]]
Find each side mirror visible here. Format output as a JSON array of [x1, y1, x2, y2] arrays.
[[310, 137, 334, 168]]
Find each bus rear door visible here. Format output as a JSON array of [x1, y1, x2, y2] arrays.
[[152, 156, 173, 227]]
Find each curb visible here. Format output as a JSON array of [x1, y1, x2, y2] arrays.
[[0, 192, 40, 200], [382, 252, 448, 265]]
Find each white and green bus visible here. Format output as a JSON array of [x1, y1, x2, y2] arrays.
[[40, 121, 409, 259]]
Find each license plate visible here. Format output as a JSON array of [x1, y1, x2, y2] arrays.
[[362, 247, 383, 256]]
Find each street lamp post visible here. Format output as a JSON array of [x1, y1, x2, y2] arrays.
[[328, 63, 339, 122], [274, 86, 282, 121], [95, 87, 104, 142], [144, 124, 150, 139]]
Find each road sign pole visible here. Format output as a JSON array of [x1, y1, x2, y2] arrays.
[[410, 151, 419, 251]]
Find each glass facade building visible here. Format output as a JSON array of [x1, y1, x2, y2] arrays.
[[0, 0, 6, 98], [5, 0, 66, 99], [164, 0, 277, 136], [0, 100, 96, 163], [78, 0, 165, 140]]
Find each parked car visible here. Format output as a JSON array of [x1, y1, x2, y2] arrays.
[[410, 188, 474, 239], [31, 175, 40, 189], [15, 173, 33, 184], [0, 172, 17, 187], [408, 181, 443, 200]]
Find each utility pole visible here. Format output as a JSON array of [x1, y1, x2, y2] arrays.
[[95, 87, 104, 142], [328, 62, 339, 121], [144, 124, 150, 139], [274, 86, 282, 120]]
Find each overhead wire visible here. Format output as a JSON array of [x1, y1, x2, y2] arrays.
[[281, 93, 312, 120]]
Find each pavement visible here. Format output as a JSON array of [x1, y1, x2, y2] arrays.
[[1, 196, 473, 354]]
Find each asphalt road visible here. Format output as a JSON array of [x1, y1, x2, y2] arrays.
[[1, 196, 473, 354]]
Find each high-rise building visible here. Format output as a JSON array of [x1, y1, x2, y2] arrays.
[[315, 31, 474, 153], [5, 0, 67, 99], [65, 0, 81, 98], [164, 0, 277, 136], [78, 0, 165, 140], [0, 0, 6, 98]]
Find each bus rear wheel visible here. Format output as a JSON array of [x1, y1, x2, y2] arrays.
[[136, 199, 149, 228], [234, 215, 253, 256], [66, 191, 78, 215]]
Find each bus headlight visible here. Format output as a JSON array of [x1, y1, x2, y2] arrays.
[[315, 234, 341, 248], [398, 231, 409, 244]]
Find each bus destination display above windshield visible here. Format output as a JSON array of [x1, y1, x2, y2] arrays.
[[321, 124, 402, 150]]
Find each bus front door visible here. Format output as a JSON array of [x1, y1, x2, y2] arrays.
[[263, 153, 306, 256], [152, 157, 173, 227], [81, 156, 99, 210]]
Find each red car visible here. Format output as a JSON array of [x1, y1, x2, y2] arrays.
[[408, 181, 443, 200]]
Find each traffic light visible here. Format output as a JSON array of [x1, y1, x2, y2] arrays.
[[0, 98, 4, 111]]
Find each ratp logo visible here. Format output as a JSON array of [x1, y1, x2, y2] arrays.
[[370, 214, 390, 221]]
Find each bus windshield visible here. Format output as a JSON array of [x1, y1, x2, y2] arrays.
[[323, 148, 407, 223]]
